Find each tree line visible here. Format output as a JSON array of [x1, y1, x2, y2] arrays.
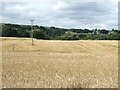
[[1, 23, 120, 40]]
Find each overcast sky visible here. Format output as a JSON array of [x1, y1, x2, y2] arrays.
[[1, 0, 119, 29]]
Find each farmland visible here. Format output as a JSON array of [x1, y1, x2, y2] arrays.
[[2, 37, 118, 88]]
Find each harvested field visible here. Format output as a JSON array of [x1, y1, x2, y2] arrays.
[[2, 37, 118, 88]]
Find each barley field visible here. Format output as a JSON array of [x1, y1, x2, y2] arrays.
[[1, 37, 118, 88]]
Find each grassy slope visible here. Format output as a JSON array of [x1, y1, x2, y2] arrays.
[[2, 37, 118, 88]]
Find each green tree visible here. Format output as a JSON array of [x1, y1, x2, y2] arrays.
[[98, 29, 109, 34], [2, 25, 19, 37], [33, 29, 45, 39]]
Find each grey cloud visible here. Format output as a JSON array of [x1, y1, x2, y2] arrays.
[[51, 1, 117, 29], [53, 2, 112, 19]]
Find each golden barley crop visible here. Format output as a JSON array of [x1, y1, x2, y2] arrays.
[[1, 37, 118, 88]]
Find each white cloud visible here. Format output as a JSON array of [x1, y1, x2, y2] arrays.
[[1, 0, 119, 29], [52, 1, 68, 11]]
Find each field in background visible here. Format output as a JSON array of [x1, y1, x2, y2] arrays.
[[2, 37, 118, 88]]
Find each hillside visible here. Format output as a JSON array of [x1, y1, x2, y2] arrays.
[[1, 23, 120, 40]]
